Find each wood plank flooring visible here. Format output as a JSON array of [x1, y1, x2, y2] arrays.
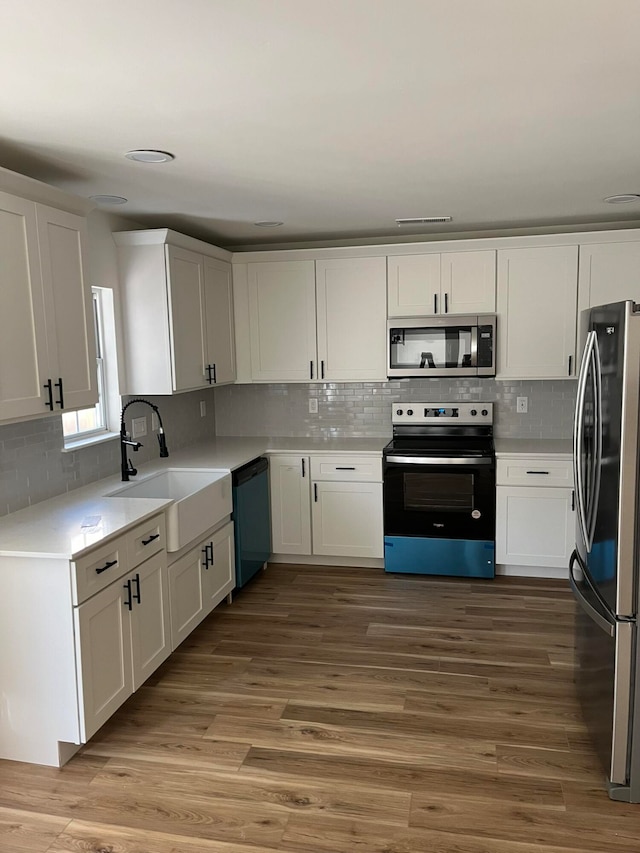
[[2, 564, 640, 853]]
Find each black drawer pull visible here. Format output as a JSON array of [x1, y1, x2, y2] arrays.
[[132, 572, 141, 604], [335, 466, 356, 470], [43, 379, 54, 411], [54, 377, 64, 409], [95, 559, 117, 575], [202, 545, 210, 568], [526, 470, 550, 475], [123, 579, 133, 611], [141, 533, 160, 546]]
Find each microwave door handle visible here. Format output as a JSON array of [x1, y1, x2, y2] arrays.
[[470, 326, 478, 368]]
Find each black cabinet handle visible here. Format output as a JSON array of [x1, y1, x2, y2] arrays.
[[202, 545, 210, 568], [43, 379, 54, 411], [314, 483, 318, 502], [572, 489, 575, 511], [526, 470, 550, 475], [568, 355, 573, 375], [132, 572, 141, 604], [301, 458, 306, 478], [444, 293, 449, 314], [141, 533, 160, 546], [206, 364, 213, 384], [335, 466, 356, 470], [54, 377, 64, 409], [434, 293, 438, 313], [310, 360, 314, 380], [212, 363, 217, 384], [321, 360, 325, 379], [95, 559, 117, 575], [208, 542, 215, 565], [123, 579, 133, 610]]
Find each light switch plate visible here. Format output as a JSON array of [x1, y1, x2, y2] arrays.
[[151, 412, 159, 431], [132, 416, 147, 437], [309, 398, 318, 414], [516, 396, 528, 414]]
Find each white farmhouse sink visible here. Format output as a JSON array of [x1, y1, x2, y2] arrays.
[[108, 468, 232, 552]]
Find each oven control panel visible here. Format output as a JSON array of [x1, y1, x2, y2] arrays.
[[392, 402, 493, 425]]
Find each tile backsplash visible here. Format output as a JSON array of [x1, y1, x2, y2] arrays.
[[0, 388, 216, 518], [213, 379, 577, 439]]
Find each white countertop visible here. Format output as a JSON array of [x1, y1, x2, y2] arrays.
[[494, 438, 573, 458], [0, 436, 387, 560]]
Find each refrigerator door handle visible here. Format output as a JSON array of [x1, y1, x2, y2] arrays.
[[574, 331, 595, 550], [569, 551, 615, 638], [586, 334, 603, 550]]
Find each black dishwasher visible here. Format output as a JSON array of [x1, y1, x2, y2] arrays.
[[232, 457, 271, 588]]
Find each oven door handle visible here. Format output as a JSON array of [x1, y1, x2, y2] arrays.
[[385, 455, 493, 466]]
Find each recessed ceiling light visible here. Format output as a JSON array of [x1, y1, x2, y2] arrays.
[[254, 221, 283, 227], [604, 194, 640, 204], [395, 216, 453, 225], [90, 194, 128, 205], [125, 149, 175, 163]]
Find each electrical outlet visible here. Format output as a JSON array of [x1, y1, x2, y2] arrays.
[[131, 416, 147, 438], [516, 396, 528, 414], [308, 398, 318, 414], [151, 412, 159, 431], [200, 400, 206, 418]]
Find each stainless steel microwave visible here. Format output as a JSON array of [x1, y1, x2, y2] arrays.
[[387, 315, 496, 378]]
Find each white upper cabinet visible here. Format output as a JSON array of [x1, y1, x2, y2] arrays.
[[316, 257, 387, 382], [248, 261, 317, 381], [245, 257, 386, 382], [387, 250, 496, 317], [578, 241, 640, 312], [0, 191, 97, 422], [203, 256, 236, 385], [115, 230, 235, 395], [497, 245, 578, 379]]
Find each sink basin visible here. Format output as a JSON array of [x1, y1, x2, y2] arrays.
[[108, 468, 232, 552]]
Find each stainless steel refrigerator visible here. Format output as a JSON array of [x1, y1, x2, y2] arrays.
[[570, 300, 640, 802]]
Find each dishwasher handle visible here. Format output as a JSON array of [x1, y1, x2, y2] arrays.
[[233, 456, 269, 487]]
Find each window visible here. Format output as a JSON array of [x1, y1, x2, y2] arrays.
[[62, 288, 108, 441]]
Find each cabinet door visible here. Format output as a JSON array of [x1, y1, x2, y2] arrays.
[[36, 206, 97, 411], [496, 486, 574, 568], [248, 261, 317, 381], [497, 246, 578, 379], [441, 251, 496, 314], [129, 555, 171, 691], [74, 578, 133, 741], [168, 544, 205, 650], [0, 192, 50, 421], [316, 257, 387, 381], [166, 246, 207, 391], [387, 254, 441, 316], [270, 455, 311, 555], [578, 242, 640, 312], [203, 256, 236, 385], [312, 481, 383, 558], [202, 521, 236, 614]]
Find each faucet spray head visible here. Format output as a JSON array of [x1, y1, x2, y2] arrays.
[[157, 427, 169, 458]]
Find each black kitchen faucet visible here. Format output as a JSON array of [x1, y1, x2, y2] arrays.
[[120, 398, 169, 481]]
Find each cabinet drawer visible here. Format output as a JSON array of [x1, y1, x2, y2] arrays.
[[128, 514, 166, 567], [71, 536, 127, 605], [496, 457, 573, 488], [310, 455, 382, 482]]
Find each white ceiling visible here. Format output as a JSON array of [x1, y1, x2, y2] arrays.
[[1, 0, 639, 248]]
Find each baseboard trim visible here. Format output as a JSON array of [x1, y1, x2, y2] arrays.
[[496, 564, 568, 580]]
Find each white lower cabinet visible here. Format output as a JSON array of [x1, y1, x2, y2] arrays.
[[130, 555, 172, 690], [270, 454, 312, 555], [168, 520, 235, 650], [312, 481, 383, 558], [270, 453, 383, 561], [496, 456, 574, 570]]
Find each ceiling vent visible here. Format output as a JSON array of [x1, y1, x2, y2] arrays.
[[395, 216, 453, 226]]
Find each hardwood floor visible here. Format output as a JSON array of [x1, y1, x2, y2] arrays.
[[2, 564, 640, 852]]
